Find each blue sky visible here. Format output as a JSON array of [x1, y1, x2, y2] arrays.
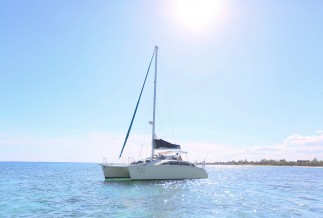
[[1, 0, 323, 162]]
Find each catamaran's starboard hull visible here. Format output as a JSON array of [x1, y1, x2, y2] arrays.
[[100, 164, 130, 179], [128, 165, 208, 180]]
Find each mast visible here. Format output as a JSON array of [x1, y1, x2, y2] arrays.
[[152, 46, 158, 159]]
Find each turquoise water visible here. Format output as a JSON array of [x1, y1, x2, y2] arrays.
[[0, 162, 322, 217]]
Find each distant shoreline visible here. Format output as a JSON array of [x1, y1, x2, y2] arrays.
[[204, 164, 323, 168], [202, 159, 323, 167]]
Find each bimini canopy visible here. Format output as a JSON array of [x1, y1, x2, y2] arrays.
[[154, 139, 181, 150]]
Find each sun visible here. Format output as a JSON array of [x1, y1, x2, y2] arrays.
[[174, 0, 221, 31]]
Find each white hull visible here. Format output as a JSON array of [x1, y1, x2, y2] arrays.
[[100, 164, 130, 179], [128, 165, 208, 180]]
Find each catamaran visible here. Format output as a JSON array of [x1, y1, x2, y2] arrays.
[[100, 46, 208, 180]]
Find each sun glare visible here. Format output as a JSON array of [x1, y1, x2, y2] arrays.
[[174, 0, 221, 31]]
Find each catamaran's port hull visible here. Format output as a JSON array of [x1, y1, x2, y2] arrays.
[[100, 164, 130, 179], [128, 165, 208, 180]]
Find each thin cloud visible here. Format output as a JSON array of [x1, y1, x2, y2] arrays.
[[244, 132, 323, 161], [179, 132, 323, 161], [0, 131, 148, 163], [282, 132, 323, 146], [1, 131, 322, 162]]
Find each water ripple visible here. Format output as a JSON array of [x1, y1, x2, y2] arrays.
[[0, 163, 322, 217]]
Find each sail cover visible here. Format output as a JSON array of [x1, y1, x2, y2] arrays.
[[154, 139, 180, 149]]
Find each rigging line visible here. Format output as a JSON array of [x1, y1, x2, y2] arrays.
[[138, 144, 144, 160], [159, 53, 189, 144], [161, 54, 176, 141], [165, 64, 190, 143], [119, 48, 156, 158], [159, 52, 176, 141], [138, 122, 149, 160]]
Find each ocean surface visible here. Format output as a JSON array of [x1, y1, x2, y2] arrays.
[[0, 162, 322, 217]]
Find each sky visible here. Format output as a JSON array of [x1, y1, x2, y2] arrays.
[[1, 0, 323, 162]]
